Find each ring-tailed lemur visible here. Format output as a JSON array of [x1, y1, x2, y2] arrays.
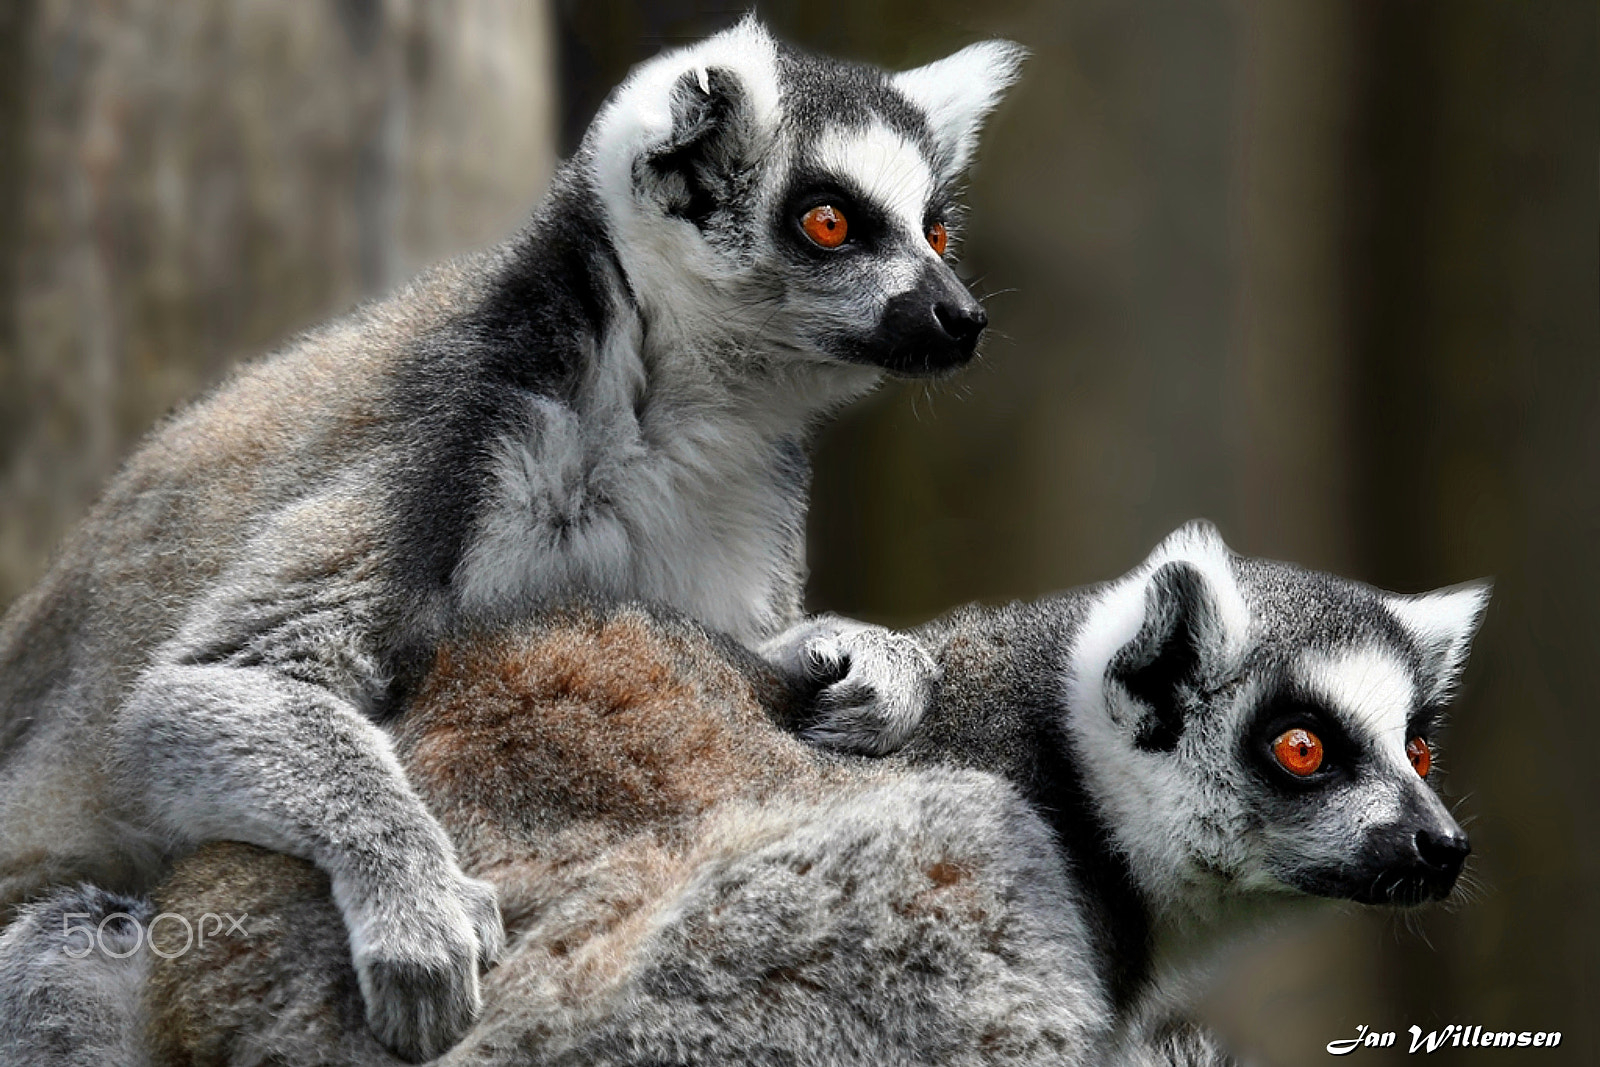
[[904, 519, 1487, 1049], [2, 522, 1487, 1065], [0, 18, 1024, 1060]]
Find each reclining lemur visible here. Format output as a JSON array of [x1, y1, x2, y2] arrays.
[[0, 19, 1025, 1059], [0, 522, 1488, 1066]]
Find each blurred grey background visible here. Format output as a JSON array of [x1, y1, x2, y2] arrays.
[[0, 1, 1593, 1063]]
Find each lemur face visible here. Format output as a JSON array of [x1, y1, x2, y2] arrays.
[[1066, 522, 1489, 916], [588, 19, 1024, 378], [1232, 590, 1482, 906]]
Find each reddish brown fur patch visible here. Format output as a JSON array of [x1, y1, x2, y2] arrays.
[[144, 843, 378, 1066], [926, 860, 970, 889], [395, 607, 820, 879]]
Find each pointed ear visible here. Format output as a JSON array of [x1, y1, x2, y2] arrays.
[[1386, 581, 1491, 704], [892, 40, 1027, 179], [1108, 561, 1230, 752], [635, 65, 762, 225]]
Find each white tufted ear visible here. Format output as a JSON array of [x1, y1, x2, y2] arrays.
[[892, 40, 1027, 179], [1064, 521, 1251, 734], [1130, 520, 1252, 668], [589, 17, 783, 222], [1105, 560, 1233, 751], [1386, 582, 1491, 704]]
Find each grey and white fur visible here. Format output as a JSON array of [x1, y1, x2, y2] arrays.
[[0, 18, 1024, 1060], [1, 522, 1487, 1065], [904, 519, 1488, 1052], [0, 887, 152, 1067]]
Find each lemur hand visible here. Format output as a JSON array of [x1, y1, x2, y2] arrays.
[[338, 856, 504, 1062], [762, 615, 940, 756]]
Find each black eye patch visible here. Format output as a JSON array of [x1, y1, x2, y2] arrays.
[[1243, 691, 1360, 790], [777, 172, 895, 255], [1406, 702, 1444, 742]]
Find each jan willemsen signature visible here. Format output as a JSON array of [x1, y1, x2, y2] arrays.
[[1328, 1024, 1564, 1055]]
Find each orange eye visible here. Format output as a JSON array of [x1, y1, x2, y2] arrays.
[[800, 205, 848, 249], [927, 220, 949, 256], [1272, 728, 1324, 777], [1406, 736, 1432, 778]]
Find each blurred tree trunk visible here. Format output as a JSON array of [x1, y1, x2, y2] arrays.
[[0, 0, 555, 606], [1227, 0, 1359, 573], [0, 0, 35, 507]]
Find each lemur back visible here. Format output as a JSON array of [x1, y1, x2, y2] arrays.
[[136, 604, 1108, 1066], [9, 522, 1483, 1066], [0, 20, 1023, 1059]]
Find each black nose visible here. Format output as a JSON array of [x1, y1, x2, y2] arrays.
[[933, 298, 987, 351], [859, 265, 989, 376], [1414, 827, 1471, 875]]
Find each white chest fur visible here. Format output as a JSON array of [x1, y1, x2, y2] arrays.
[[454, 382, 807, 647]]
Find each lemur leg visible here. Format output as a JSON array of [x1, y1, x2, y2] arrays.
[[761, 615, 940, 756], [109, 663, 503, 1063]]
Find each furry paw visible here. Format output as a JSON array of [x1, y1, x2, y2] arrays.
[[342, 867, 503, 1063], [764, 616, 940, 756]]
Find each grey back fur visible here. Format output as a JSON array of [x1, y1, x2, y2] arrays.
[[139, 602, 1111, 1066]]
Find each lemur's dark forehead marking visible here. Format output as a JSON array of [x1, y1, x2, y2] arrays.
[[772, 45, 933, 152], [1232, 558, 1424, 675]]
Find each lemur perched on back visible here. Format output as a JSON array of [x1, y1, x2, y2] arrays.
[[2, 523, 1486, 1065], [0, 19, 1024, 1060]]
